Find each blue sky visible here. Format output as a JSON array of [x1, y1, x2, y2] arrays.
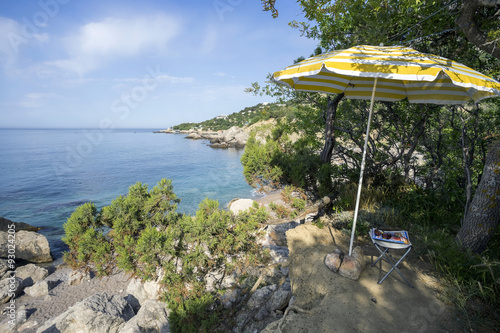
[[0, 0, 317, 129]]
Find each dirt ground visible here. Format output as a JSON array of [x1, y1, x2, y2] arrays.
[[262, 224, 468, 333]]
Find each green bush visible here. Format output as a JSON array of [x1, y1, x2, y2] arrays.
[[63, 179, 269, 333], [241, 121, 335, 196]]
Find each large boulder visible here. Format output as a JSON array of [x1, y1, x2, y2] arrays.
[[324, 249, 344, 273], [255, 280, 292, 321], [185, 132, 202, 140], [0, 305, 30, 333], [222, 126, 248, 147], [126, 278, 162, 312], [119, 300, 170, 333], [0, 217, 40, 232], [338, 246, 365, 280], [235, 284, 281, 332], [15, 264, 49, 287], [209, 126, 249, 148], [0, 231, 52, 263], [324, 246, 366, 280], [229, 199, 255, 215], [24, 280, 59, 297], [0, 276, 23, 304], [36, 293, 135, 333], [246, 284, 278, 310]]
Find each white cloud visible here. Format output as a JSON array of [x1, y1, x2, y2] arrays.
[[19, 92, 62, 108], [0, 17, 24, 67], [48, 14, 181, 75], [118, 74, 195, 85], [0, 17, 50, 69], [201, 25, 217, 54]]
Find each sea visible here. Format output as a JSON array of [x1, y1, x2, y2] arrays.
[[0, 128, 260, 260]]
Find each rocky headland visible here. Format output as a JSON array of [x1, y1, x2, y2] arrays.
[[155, 126, 249, 149], [154, 120, 278, 149]]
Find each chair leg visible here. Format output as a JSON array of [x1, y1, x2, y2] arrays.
[[372, 246, 389, 266], [372, 244, 413, 288]]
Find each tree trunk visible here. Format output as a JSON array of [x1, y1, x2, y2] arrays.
[[320, 93, 344, 164], [457, 141, 500, 253], [403, 106, 428, 181], [456, 0, 500, 59]]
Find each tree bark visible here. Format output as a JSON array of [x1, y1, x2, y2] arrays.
[[457, 140, 500, 253], [456, 0, 500, 59], [320, 93, 344, 164]]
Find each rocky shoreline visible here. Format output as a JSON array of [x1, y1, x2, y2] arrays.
[[154, 126, 249, 149], [0, 193, 320, 333], [0, 192, 462, 333]]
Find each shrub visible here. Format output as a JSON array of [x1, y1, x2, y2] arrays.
[[63, 179, 269, 333]]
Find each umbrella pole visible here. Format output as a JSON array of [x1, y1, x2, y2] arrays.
[[349, 78, 378, 256]]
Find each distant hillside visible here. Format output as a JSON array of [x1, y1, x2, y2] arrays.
[[172, 102, 297, 132]]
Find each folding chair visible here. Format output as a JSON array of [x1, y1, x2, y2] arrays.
[[370, 228, 413, 288]]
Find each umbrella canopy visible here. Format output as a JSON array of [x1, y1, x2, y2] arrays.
[[273, 45, 500, 104], [272, 45, 500, 255]]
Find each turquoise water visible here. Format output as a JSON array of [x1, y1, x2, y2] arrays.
[[0, 128, 258, 258]]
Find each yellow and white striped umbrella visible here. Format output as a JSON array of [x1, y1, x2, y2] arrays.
[[273, 45, 500, 257], [272, 45, 500, 104]]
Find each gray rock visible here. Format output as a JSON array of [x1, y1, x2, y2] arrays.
[[205, 269, 237, 292], [24, 280, 58, 297], [126, 278, 162, 312], [229, 199, 255, 215], [185, 132, 202, 140], [268, 246, 289, 264], [0, 276, 23, 304], [208, 126, 249, 148], [119, 300, 170, 333], [36, 293, 135, 333], [267, 280, 292, 312], [15, 264, 49, 287], [0, 305, 30, 333], [255, 281, 292, 321], [0, 217, 41, 232], [219, 288, 242, 309], [0, 231, 52, 263], [338, 246, 365, 280], [67, 270, 91, 286], [0, 259, 10, 280], [247, 284, 277, 310], [264, 222, 300, 247]]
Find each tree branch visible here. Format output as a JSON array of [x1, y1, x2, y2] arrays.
[[456, 0, 500, 59]]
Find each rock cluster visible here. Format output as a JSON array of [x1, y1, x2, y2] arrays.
[[182, 126, 249, 148], [36, 293, 136, 332], [1, 267, 170, 333], [324, 246, 366, 280], [0, 197, 342, 332], [0, 217, 53, 306], [0, 217, 52, 263]]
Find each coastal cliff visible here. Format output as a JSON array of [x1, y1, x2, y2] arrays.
[[155, 120, 276, 149]]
